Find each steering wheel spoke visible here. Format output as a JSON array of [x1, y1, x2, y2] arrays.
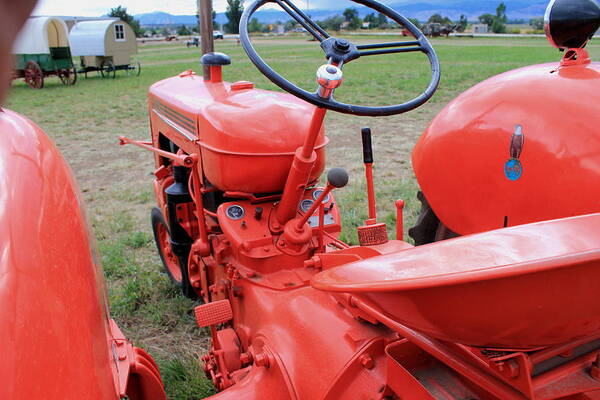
[[273, 0, 329, 42], [357, 41, 425, 57]]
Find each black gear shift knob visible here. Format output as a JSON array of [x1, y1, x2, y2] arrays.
[[327, 167, 349, 189]]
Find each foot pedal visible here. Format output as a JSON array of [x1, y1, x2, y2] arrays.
[[358, 223, 389, 246], [194, 300, 233, 327]]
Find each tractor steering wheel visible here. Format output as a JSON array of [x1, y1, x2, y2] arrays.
[[240, 0, 440, 117]]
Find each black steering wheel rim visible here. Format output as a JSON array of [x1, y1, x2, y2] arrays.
[[240, 0, 441, 117]]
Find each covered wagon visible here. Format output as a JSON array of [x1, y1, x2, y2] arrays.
[[69, 20, 140, 79], [13, 17, 77, 89]]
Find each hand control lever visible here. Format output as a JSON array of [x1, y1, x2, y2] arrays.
[[296, 168, 348, 230], [357, 128, 389, 246], [280, 168, 348, 254]]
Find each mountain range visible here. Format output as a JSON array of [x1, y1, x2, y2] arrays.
[[135, 1, 548, 26]]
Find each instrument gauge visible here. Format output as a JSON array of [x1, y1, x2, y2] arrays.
[[312, 188, 331, 203], [226, 205, 245, 220], [300, 199, 314, 213]]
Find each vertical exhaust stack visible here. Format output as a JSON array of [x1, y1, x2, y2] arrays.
[[198, 0, 215, 80]]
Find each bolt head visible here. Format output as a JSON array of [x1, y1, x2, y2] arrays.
[[334, 39, 350, 52], [360, 354, 375, 369]]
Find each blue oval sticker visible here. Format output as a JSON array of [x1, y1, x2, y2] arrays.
[[504, 159, 523, 181]]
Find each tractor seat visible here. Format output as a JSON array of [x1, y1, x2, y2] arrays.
[[312, 213, 600, 349]]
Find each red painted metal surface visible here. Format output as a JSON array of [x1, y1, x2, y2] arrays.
[[413, 59, 600, 236], [313, 213, 600, 348], [0, 109, 165, 400], [148, 71, 327, 194], [127, 32, 600, 400]]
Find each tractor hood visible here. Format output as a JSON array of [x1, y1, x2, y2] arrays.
[[148, 72, 327, 193], [413, 59, 600, 235]]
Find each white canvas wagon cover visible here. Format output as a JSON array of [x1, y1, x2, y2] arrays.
[[13, 17, 69, 55], [69, 20, 116, 56]]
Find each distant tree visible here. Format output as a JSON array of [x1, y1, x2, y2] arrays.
[[457, 14, 468, 32], [363, 13, 377, 28], [213, 11, 221, 30], [248, 18, 263, 33], [225, 0, 244, 34], [530, 17, 544, 30], [284, 20, 298, 31], [343, 8, 358, 22], [318, 15, 345, 32], [428, 13, 443, 23], [160, 27, 170, 36], [428, 13, 452, 25], [408, 18, 421, 29], [108, 6, 143, 37], [343, 8, 362, 30], [496, 3, 508, 23], [364, 12, 388, 29], [492, 19, 506, 33], [177, 25, 191, 35], [478, 13, 495, 27], [492, 2, 507, 33]]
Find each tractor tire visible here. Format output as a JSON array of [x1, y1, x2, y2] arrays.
[[151, 207, 197, 299], [408, 191, 458, 245]]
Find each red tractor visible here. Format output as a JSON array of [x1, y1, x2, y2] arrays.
[[4, 0, 600, 399], [117, 0, 600, 398]]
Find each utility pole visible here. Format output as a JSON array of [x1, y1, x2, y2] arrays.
[[198, 0, 215, 80]]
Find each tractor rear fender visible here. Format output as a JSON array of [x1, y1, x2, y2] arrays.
[[413, 61, 600, 235], [0, 109, 165, 400]]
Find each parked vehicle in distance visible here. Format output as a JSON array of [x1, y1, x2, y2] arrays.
[[69, 19, 141, 79], [187, 36, 200, 47], [213, 30, 224, 39], [12, 17, 77, 89], [165, 35, 178, 41], [422, 22, 459, 37]]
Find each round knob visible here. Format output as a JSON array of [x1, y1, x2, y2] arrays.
[[334, 39, 351, 53], [327, 167, 349, 188], [201, 52, 232, 66], [316, 64, 343, 99]]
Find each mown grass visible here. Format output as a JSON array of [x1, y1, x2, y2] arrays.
[[6, 34, 599, 399]]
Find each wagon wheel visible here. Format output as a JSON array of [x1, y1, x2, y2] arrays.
[[24, 61, 44, 89], [58, 67, 77, 85], [100, 60, 116, 79], [151, 207, 197, 299], [127, 61, 141, 77]]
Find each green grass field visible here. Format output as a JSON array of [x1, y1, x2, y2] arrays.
[[6, 35, 599, 399]]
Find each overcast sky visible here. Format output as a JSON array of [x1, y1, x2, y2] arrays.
[[32, 0, 359, 16]]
